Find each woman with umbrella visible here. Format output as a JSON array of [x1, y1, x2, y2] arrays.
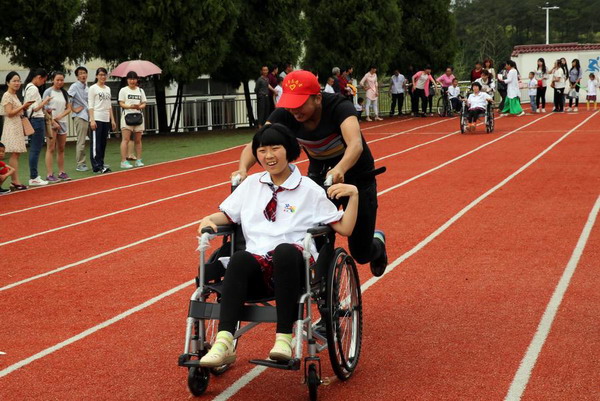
[[118, 71, 147, 168]]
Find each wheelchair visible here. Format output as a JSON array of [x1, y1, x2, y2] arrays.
[[459, 96, 495, 134], [178, 222, 363, 400]]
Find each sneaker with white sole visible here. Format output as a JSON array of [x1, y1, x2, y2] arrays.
[[566, 107, 571, 112], [29, 176, 48, 186], [134, 159, 144, 167], [269, 333, 293, 361], [46, 174, 59, 183], [58, 172, 71, 181], [101, 167, 111, 174], [518, 111, 525, 116], [574, 107, 578, 112], [76, 164, 89, 172], [120, 161, 133, 169], [199, 331, 236, 368], [366, 117, 372, 122], [542, 108, 546, 113]]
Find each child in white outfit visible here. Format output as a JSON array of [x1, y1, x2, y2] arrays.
[[586, 73, 597, 110], [528, 72, 538, 113]]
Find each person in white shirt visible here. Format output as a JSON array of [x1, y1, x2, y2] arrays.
[[323, 76, 335, 93], [475, 70, 496, 95], [447, 78, 462, 112], [527, 71, 538, 113], [551, 59, 567, 112], [389, 69, 406, 116], [274, 76, 284, 105], [465, 82, 493, 132], [42, 72, 72, 182], [88, 67, 116, 174], [499, 60, 524, 116], [585, 73, 597, 110], [118, 71, 147, 169], [197, 124, 358, 367], [23, 69, 52, 186]]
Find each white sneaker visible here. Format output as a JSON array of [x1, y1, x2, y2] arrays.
[[574, 107, 578, 112], [518, 111, 525, 116], [542, 108, 546, 113], [566, 107, 571, 112], [29, 176, 48, 186], [120, 161, 133, 169], [375, 116, 383, 121], [536, 109, 540, 113], [365, 117, 372, 122], [269, 334, 293, 361]]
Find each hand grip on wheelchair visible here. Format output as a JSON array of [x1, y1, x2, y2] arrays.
[[200, 225, 235, 235], [307, 225, 334, 237]]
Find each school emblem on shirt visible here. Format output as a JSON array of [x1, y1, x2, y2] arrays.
[[283, 204, 297, 213]]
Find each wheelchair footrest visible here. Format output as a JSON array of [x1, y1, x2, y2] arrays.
[[249, 358, 301, 371], [178, 353, 200, 367]]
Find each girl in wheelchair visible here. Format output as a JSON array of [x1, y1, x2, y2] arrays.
[[197, 124, 359, 368], [464, 82, 493, 132]]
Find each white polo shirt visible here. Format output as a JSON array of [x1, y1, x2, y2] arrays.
[[467, 92, 492, 110], [219, 164, 344, 259]]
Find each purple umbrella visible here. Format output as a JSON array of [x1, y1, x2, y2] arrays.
[[110, 60, 162, 78]]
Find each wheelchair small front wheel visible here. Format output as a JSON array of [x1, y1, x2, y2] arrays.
[[436, 97, 446, 117], [307, 363, 320, 401], [325, 249, 362, 381], [187, 366, 210, 396]]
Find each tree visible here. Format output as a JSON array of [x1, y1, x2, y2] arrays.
[[0, 0, 83, 71], [394, 0, 458, 75], [303, 0, 403, 80], [82, 0, 240, 132], [212, 0, 307, 127]]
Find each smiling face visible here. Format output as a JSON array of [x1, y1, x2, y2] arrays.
[[127, 77, 138, 88], [286, 94, 321, 123], [97, 71, 107, 84], [256, 144, 288, 176]]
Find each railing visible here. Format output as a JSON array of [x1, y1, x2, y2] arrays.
[[62, 81, 534, 139]]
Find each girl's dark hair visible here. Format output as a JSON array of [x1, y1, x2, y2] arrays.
[[0, 142, 5, 148], [558, 59, 568, 76], [424, 65, 432, 70], [483, 58, 494, 68], [471, 82, 482, 90], [252, 123, 301, 163], [126, 71, 139, 80], [51, 71, 65, 80], [24, 68, 48, 86], [537, 58, 547, 74], [570, 58, 581, 73], [270, 65, 278, 73], [369, 65, 377, 70], [94, 67, 108, 83], [5, 71, 20, 85]]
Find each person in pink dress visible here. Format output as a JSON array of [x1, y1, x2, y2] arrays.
[[360, 66, 382, 121]]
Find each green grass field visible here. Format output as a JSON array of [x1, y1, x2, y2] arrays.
[[5, 128, 255, 186]]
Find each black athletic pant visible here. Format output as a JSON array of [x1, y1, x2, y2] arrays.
[[498, 89, 507, 111], [467, 108, 485, 123], [218, 244, 305, 334], [554, 88, 565, 111], [90, 121, 110, 172], [568, 83, 580, 107], [390, 93, 404, 115], [536, 87, 547, 109], [414, 88, 427, 114]]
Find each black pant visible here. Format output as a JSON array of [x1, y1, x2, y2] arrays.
[[390, 93, 404, 115], [450, 97, 461, 112], [414, 88, 427, 114], [90, 121, 110, 172], [554, 88, 565, 111], [498, 89, 507, 111], [568, 83, 580, 107], [256, 95, 270, 126], [536, 86, 547, 109], [467, 108, 485, 123], [218, 244, 305, 334]]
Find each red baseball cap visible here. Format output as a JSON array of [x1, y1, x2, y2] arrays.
[[276, 70, 321, 109]]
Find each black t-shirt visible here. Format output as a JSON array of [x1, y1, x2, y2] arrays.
[[267, 93, 375, 182]]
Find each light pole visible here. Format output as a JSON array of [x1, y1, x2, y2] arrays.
[[541, 3, 560, 45]]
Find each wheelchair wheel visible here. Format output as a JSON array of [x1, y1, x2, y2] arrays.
[[486, 107, 495, 133], [436, 97, 446, 117], [307, 363, 320, 401], [187, 366, 210, 396], [325, 249, 362, 380]]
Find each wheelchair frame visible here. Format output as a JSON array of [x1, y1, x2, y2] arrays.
[[178, 224, 363, 400], [459, 95, 495, 134]]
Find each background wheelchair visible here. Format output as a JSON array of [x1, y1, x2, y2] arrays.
[[459, 97, 495, 134], [178, 220, 363, 400]]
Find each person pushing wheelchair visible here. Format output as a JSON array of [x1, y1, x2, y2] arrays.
[[232, 70, 388, 278]]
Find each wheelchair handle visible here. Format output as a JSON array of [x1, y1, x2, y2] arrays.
[[231, 174, 242, 192], [324, 175, 334, 188], [307, 225, 334, 237], [200, 225, 235, 235]]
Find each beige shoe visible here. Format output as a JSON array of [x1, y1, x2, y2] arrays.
[[269, 333, 293, 361], [366, 117, 372, 122], [199, 331, 236, 367], [375, 116, 383, 121]]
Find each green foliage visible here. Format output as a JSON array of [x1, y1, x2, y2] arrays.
[[304, 0, 403, 81], [453, 0, 600, 80], [0, 0, 83, 70], [83, 0, 240, 83], [394, 0, 458, 76], [212, 0, 307, 87]]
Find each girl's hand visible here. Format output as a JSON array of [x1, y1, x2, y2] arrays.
[[90, 120, 97, 130], [42, 96, 52, 105], [198, 216, 218, 234], [327, 183, 358, 199], [111, 120, 117, 131]]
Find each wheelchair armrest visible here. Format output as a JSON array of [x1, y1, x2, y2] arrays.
[[201, 225, 235, 235], [307, 225, 334, 237]]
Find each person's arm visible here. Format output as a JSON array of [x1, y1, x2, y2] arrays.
[[359, 74, 366, 89], [56, 101, 72, 121], [4, 99, 33, 118], [197, 211, 231, 234], [327, 115, 363, 184], [327, 184, 359, 236], [232, 142, 256, 180], [88, 86, 97, 130], [0, 165, 15, 180], [109, 99, 117, 131]]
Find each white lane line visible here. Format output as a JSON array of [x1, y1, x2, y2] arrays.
[[0, 280, 195, 379], [0, 161, 237, 217], [0, 117, 521, 289], [0, 111, 577, 382], [361, 117, 416, 130], [0, 221, 200, 292], [504, 196, 600, 401], [2, 118, 443, 215], [213, 111, 599, 400], [0, 182, 226, 247]]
